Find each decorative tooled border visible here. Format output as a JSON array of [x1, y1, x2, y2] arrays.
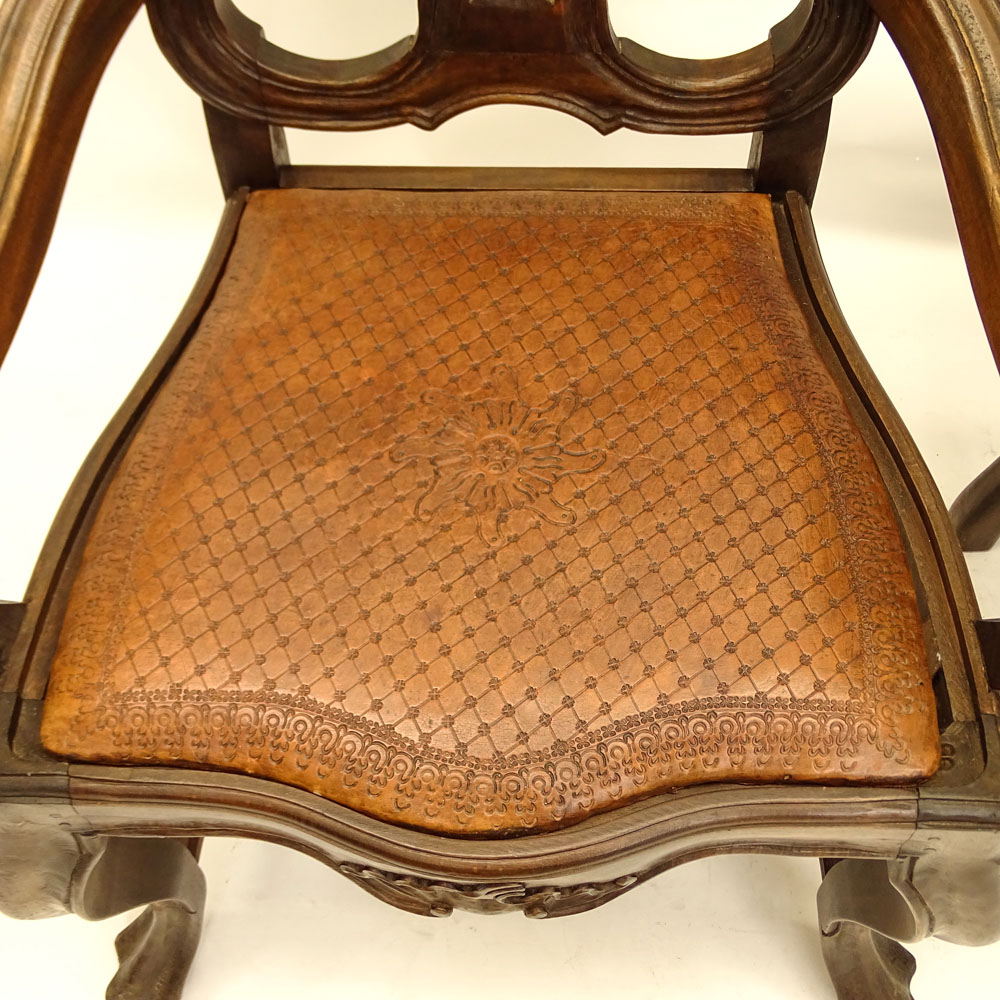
[[96, 692, 885, 830], [736, 227, 930, 765]]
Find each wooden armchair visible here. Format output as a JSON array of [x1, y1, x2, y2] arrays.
[[2, 1, 999, 997]]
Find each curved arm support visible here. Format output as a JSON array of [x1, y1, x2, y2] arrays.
[[871, 0, 1000, 372], [0, 0, 142, 369]]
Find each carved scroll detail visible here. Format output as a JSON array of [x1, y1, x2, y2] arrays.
[[337, 861, 639, 918]]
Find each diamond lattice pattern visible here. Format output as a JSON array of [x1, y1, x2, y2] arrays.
[[41, 189, 938, 834]]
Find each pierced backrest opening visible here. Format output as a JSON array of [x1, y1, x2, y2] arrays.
[[146, 0, 878, 134]]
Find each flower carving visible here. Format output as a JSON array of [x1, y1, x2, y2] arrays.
[[391, 366, 605, 544]]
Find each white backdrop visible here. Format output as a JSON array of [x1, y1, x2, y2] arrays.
[[1, 3, 998, 998]]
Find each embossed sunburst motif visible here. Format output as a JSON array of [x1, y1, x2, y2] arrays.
[[391, 366, 604, 544]]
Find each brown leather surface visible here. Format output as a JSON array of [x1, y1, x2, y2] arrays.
[[41, 189, 939, 835]]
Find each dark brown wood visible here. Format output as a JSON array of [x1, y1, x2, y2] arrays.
[[5, 193, 249, 705], [973, 619, 1000, 696], [201, 3, 289, 195], [750, 101, 832, 204], [62, 768, 919, 885], [869, 0, 1000, 377], [280, 164, 755, 192], [204, 101, 289, 195], [949, 454, 1000, 551], [336, 862, 641, 919], [146, 0, 878, 135], [0, 0, 142, 369], [0, 602, 26, 681]]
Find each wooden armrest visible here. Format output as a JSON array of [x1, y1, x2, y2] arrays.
[[0, 0, 140, 369], [872, 0, 1000, 371]]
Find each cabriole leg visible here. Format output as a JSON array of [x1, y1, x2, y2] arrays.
[[818, 851, 1000, 1000], [908, 851, 1000, 947], [0, 823, 205, 1000], [74, 835, 205, 1000], [817, 858, 929, 1000]]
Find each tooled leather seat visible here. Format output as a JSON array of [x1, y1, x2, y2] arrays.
[[40, 186, 939, 834]]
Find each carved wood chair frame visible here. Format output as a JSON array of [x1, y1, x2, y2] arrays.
[[1, 2, 999, 997]]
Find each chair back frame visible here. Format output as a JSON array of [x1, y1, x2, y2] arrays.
[[146, 0, 878, 134]]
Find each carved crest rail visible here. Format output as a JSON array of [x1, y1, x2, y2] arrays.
[[147, 0, 879, 133]]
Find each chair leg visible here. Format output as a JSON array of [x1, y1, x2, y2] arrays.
[[949, 453, 1000, 550], [818, 852, 1000, 999], [0, 822, 205, 1000], [907, 851, 1000, 947], [75, 835, 206, 1000], [816, 858, 930, 1000]]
